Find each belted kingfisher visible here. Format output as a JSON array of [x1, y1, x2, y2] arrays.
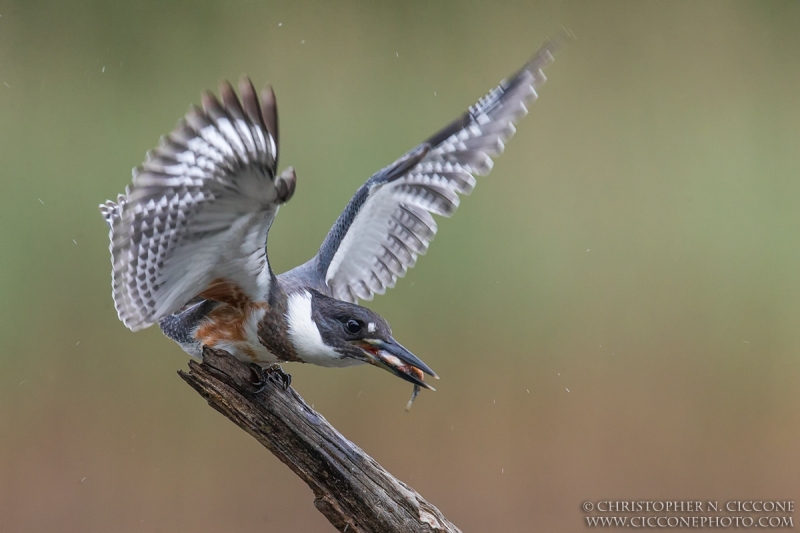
[[101, 33, 568, 405]]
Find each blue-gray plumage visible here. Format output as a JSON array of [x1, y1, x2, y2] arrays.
[[100, 31, 571, 407], [314, 145, 430, 280], [158, 299, 219, 357]]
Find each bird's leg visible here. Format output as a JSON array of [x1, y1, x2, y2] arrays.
[[266, 363, 292, 391]]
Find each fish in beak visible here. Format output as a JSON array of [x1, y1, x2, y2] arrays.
[[353, 337, 438, 410]]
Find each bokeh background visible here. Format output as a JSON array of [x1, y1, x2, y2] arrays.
[[1, 1, 799, 531]]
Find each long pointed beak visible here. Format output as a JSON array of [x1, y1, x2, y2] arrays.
[[356, 338, 438, 390]]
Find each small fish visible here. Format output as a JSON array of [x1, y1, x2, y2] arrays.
[[405, 384, 421, 412]]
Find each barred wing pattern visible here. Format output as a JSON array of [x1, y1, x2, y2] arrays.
[[103, 79, 294, 331], [317, 33, 569, 303]]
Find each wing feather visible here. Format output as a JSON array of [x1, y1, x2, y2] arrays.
[[102, 78, 293, 331], [315, 31, 572, 303]]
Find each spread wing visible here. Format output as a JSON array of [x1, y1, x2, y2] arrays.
[[314, 32, 571, 303], [102, 78, 296, 331]]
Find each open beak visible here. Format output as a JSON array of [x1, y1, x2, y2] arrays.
[[354, 338, 438, 391]]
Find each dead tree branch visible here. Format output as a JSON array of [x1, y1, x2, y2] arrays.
[[178, 347, 461, 533]]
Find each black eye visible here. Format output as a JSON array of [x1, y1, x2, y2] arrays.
[[345, 319, 361, 334]]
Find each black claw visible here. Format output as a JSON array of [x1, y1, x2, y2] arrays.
[[247, 363, 268, 394], [266, 364, 292, 391]]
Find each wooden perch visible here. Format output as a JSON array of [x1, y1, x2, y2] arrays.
[[179, 347, 461, 533]]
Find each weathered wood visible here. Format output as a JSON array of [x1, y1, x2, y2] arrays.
[[178, 347, 461, 533]]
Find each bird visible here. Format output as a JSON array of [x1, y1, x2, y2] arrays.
[[101, 32, 570, 407]]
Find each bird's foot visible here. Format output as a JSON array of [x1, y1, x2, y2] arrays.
[[246, 363, 268, 394], [246, 363, 292, 393], [266, 363, 292, 391]]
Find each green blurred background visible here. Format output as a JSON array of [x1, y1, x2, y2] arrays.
[[1, 1, 799, 531]]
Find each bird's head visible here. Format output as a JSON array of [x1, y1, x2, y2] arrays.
[[286, 290, 437, 390]]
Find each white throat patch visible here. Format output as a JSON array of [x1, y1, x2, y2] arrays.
[[286, 291, 340, 365]]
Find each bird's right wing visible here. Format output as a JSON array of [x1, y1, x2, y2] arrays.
[[102, 79, 295, 331], [313, 31, 572, 303]]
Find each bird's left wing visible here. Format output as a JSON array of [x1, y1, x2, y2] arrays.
[[102, 79, 295, 331], [314, 32, 571, 303]]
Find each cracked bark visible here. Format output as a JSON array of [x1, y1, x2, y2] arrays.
[[179, 347, 462, 533]]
